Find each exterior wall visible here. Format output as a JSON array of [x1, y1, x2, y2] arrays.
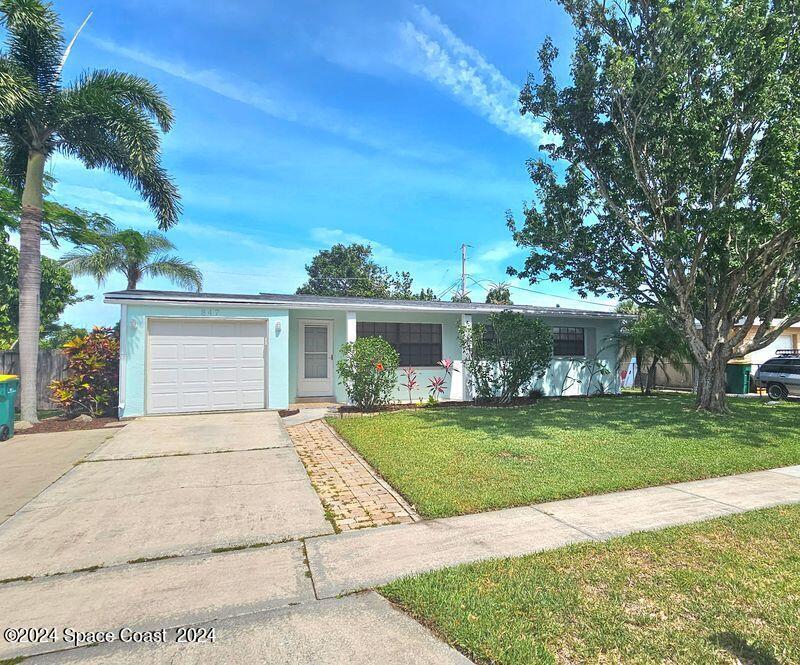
[[289, 309, 463, 403], [118, 301, 623, 415], [120, 303, 289, 417], [742, 326, 799, 368], [469, 314, 623, 397]]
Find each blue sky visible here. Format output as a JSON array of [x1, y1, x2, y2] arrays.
[[43, 0, 616, 327]]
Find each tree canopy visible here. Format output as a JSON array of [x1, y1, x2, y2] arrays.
[[297, 243, 434, 300], [61, 228, 202, 291], [485, 282, 513, 305], [508, 0, 800, 412], [0, 235, 82, 348]]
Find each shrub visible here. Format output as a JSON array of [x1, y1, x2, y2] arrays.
[[459, 311, 553, 403], [50, 327, 120, 417], [337, 336, 400, 409]]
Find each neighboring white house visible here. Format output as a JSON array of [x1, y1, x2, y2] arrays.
[[104, 290, 628, 418]]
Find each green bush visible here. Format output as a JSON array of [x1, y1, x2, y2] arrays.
[[50, 327, 119, 417], [337, 337, 400, 409], [459, 311, 553, 402]]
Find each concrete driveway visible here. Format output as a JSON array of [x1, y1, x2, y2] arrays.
[[0, 411, 333, 580], [0, 411, 467, 664], [0, 428, 116, 523]]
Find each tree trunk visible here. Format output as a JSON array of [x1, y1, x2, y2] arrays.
[[644, 357, 658, 395], [17, 151, 46, 423], [695, 347, 730, 414]]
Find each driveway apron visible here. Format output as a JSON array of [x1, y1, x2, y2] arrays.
[[0, 411, 333, 581]]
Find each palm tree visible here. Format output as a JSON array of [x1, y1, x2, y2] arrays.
[[62, 229, 202, 291], [0, 1, 180, 422]]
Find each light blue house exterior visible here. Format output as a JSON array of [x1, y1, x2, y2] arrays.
[[105, 290, 627, 418]]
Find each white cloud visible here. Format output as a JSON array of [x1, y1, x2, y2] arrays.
[[88, 36, 458, 164], [393, 5, 547, 144]]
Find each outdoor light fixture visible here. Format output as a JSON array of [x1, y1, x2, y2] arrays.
[[274, 321, 282, 336]]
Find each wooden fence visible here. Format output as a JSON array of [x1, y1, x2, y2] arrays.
[[0, 349, 68, 410]]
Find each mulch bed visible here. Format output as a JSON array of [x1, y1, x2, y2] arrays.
[[15, 416, 123, 435]]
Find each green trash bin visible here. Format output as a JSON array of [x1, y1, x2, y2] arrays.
[[0, 374, 20, 441], [725, 363, 751, 395]]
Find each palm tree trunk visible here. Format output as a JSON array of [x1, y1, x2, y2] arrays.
[[17, 151, 46, 423]]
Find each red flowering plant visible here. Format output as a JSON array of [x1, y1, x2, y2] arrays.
[[50, 327, 120, 417], [400, 367, 418, 404], [427, 375, 446, 401]]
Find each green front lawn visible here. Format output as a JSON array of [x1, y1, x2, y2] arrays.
[[382, 505, 800, 664], [329, 395, 800, 518]]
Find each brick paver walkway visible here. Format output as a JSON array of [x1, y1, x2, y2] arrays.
[[286, 420, 418, 531]]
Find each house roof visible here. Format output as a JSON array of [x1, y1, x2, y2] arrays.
[[103, 289, 628, 320]]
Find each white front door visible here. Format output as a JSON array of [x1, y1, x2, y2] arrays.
[[298, 320, 334, 397]]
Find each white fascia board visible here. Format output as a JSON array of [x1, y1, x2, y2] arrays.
[[103, 294, 627, 320]]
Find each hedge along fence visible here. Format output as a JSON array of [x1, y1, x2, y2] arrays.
[[0, 349, 68, 410]]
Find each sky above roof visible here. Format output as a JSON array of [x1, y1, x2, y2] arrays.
[[44, 0, 617, 327]]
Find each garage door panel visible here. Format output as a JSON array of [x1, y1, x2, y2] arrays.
[[241, 343, 266, 359], [147, 319, 267, 414], [239, 367, 265, 382], [151, 344, 179, 362]]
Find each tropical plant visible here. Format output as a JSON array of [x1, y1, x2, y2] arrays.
[[0, 0, 180, 422], [336, 337, 400, 409], [459, 311, 553, 403], [616, 306, 692, 395], [507, 0, 800, 413], [61, 228, 201, 291], [427, 375, 446, 401], [49, 326, 119, 417], [485, 282, 512, 305], [400, 366, 418, 404]]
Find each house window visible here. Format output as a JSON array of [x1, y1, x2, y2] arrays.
[[553, 327, 585, 356], [357, 322, 442, 366]]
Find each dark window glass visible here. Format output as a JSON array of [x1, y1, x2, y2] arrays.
[[356, 322, 443, 366], [553, 327, 585, 357]]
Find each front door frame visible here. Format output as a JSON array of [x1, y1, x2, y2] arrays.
[[297, 319, 334, 397]]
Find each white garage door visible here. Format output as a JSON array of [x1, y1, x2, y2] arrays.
[[147, 319, 267, 414], [749, 333, 795, 368]]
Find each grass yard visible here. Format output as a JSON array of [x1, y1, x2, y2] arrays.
[[382, 504, 800, 664], [329, 394, 800, 518]]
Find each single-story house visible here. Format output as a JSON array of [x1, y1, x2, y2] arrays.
[[104, 290, 628, 417]]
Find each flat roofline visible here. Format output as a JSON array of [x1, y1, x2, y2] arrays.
[[103, 289, 629, 320]]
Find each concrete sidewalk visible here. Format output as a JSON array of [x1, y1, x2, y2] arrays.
[[3, 463, 800, 662], [306, 465, 800, 597]]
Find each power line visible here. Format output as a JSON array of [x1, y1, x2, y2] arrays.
[[469, 276, 616, 309]]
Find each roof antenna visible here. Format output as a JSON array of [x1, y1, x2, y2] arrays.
[[59, 11, 93, 73]]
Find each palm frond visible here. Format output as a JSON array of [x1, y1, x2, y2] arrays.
[[141, 230, 175, 254], [56, 89, 181, 229], [60, 244, 122, 286], [144, 255, 203, 291], [0, 0, 64, 94], [0, 54, 40, 117], [61, 70, 174, 131]]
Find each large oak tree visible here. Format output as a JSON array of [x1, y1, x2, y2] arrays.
[[508, 0, 800, 412]]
